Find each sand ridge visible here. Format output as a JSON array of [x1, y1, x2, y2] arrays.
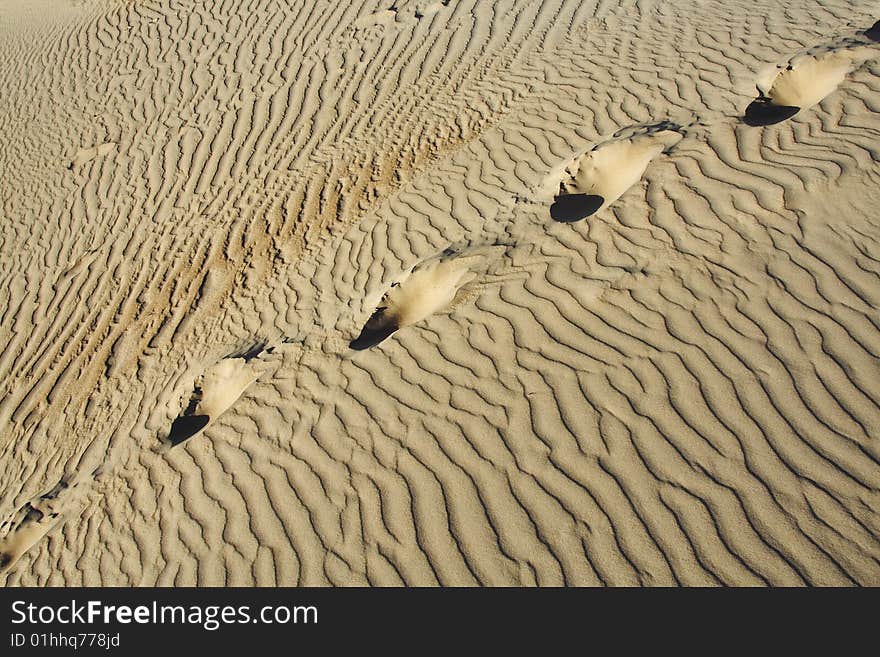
[[1, 0, 879, 585]]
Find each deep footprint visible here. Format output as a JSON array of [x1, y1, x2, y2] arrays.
[[351, 244, 506, 350], [166, 356, 260, 447], [744, 43, 878, 126], [546, 121, 684, 223]]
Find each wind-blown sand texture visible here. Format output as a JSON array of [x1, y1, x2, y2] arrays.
[[1, 0, 879, 586]]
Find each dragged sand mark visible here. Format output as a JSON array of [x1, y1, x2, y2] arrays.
[[545, 122, 684, 223], [166, 355, 262, 447], [0, 479, 71, 575], [744, 42, 878, 126], [68, 141, 116, 170], [350, 244, 508, 350]]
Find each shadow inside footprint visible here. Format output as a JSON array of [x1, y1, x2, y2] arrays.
[[163, 357, 259, 448], [167, 414, 210, 447], [550, 194, 605, 223], [350, 314, 399, 350], [227, 340, 268, 362], [743, 97, 800, 126]]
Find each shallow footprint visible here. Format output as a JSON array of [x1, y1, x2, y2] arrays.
[[0, 480, 70, 575], [350, 244, 505, 350], [68, 141, 116, 170], [547, 122, 684, 223], [166, 356, 260, 447], [744, 45, 877, 126]]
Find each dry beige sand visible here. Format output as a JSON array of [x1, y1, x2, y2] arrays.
[[1, 0, 879, 586]]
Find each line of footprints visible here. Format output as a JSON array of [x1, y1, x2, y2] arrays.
[[163, 23, 879, 448], [2, 20, 878, 580]]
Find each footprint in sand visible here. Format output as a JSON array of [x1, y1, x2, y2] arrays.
[[350, 244, 506, 350], [0, 480, 70, 575], [353, 9, 397, 31], [743, 37, 878, 126], [414, 0, 451, 19], [166, 350, 264, 447], [545, 121, 684, 223], [68, 141, 116, 170]]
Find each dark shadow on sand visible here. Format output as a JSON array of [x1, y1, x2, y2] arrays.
[[350, 318, 399, 351], [743, 98, 800, 126], [550, 193, 604, 223], [227, 340, 269, 362], [168, 414, 210, 447]]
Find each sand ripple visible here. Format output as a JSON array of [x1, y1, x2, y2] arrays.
[[1, 0, 879, 585]]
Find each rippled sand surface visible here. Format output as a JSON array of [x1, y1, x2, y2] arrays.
[[1, 0, 879, 585]]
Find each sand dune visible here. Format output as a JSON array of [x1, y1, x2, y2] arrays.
[[1, 0, 879, 586]]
